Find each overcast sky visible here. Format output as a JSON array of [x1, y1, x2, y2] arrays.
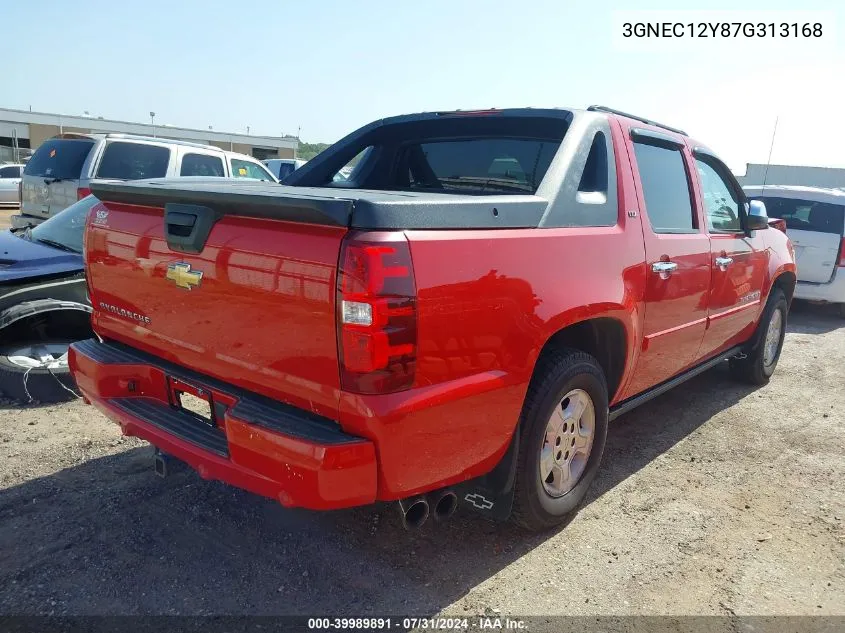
[[3, 0, 842, 174]]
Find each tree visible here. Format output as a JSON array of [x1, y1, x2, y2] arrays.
[[297, 142, 331, 161]]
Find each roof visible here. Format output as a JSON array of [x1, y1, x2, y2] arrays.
[[55, 132, 228, 151], [0, 107, 298, 150], [742, 184, 845, 204]]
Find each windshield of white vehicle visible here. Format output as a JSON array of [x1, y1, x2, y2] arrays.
[[26, 195, 98, 253]]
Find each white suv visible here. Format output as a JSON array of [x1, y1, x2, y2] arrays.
[[15, 134, 277, 228], [745, 184, 845, 317]]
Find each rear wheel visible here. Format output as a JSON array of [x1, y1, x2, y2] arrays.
[[729, 288, 788, 385], [0, 340, 78, 403], [511, 349, 608, 531]]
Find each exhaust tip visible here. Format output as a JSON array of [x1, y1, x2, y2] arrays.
[[399, 497, 430, 530], [433, 491, 458, 521]]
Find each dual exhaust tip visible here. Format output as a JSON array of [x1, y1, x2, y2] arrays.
[[399, 489, 458, 530]]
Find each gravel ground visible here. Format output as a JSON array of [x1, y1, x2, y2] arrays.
[[0, 208, 15, 230], [0, 301, 843, 618]]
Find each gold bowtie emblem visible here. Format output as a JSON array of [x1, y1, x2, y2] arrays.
[[166, 262, 203, 290]]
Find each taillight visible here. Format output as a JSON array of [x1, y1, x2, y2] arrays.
[[768, 218, 787, 234], [337, 231, 417, 394], [77, 187, 91, 200], [839, 237, 845, 267]]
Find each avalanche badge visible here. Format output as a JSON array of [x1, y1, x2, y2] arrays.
[[166, 262, 203, 290]]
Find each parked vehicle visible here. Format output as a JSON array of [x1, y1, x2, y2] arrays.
[[14, 134, 277, 228], [0, 195, 97, 402], [69, 106, 796, 531], [263, 158, 306, 180], [744, 185, 845, 318], [0, 164, 24, 208]]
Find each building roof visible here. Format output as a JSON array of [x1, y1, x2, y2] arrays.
[[741, 184, 845, 203], [0, 107, 298, 150]]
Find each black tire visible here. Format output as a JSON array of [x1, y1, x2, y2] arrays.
[[0, 342, 78, 404], [729, 288, 788, 386], [510, 349, 609, 531]]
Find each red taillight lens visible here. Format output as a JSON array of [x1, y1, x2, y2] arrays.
[[768, 218, 787, 234], [839, 237, 845, 267], [77, 187, 91, 200], [337, 232, 417, 394]]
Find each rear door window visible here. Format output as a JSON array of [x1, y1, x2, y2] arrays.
[[95, 142, 170, 180], [23, 139, 95, 179], [393, 138, 557, 194], [749, 196, 845, 235], [180, 153, 225, 177], [633, 142, 696, 233]]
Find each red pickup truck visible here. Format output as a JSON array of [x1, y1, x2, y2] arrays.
[[70, 106, 796, 531]]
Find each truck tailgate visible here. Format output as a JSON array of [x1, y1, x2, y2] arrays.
[[86, 180, 351, 419]]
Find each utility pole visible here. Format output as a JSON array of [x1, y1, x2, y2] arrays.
[[150, 111, 156, 137]]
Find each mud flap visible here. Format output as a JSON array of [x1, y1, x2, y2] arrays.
[[453, 428, 519, 522]]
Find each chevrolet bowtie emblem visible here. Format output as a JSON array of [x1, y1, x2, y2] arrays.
[[166, 262, 203, 290]]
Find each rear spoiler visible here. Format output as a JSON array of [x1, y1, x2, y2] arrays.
[[90, 179, 353, 227]]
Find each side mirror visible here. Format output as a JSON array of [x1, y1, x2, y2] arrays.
[[746, 199, 769, 231]]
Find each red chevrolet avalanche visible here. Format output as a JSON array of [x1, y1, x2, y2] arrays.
[[69, 106, 796, 531]]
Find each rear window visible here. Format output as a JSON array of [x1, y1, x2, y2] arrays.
[[0, 166, 22, 178], [95, 142, 170, 180], [24, 139, 94, 179], [291, 114, 569, 194], [394, 138, 557, 194], [750, 196, 845, 235]]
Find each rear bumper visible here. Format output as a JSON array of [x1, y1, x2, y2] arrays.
[[69, 338, 377, 510], [795, 268, 845, 304]]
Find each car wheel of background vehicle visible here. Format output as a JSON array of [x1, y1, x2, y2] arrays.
[[511, 349, 609, 532], [729, 288, 788, 386], [0, 340, 78, 403]]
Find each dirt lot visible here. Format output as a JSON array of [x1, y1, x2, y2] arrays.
[[0, 208, 14, 230], [0, 302, 843, 618]]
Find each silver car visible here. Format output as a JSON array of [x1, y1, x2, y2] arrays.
[[0, 164, 24, 208], [16, 134, 277, 228]]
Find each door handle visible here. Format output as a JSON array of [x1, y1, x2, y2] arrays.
[[651, 261, 678, 278], [715, 256, 733, 271]]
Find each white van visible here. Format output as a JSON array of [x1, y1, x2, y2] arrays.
[[744, 185, 845, 317], [15, 134, 277, 228]]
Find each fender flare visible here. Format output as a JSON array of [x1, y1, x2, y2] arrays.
[[0, 299, 92, 334], [744, 269, 796, 352]]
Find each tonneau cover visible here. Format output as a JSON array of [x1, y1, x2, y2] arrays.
[[90, 178, 549, 230]]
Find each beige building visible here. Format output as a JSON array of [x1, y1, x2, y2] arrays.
[[0, 107, 298, 163]]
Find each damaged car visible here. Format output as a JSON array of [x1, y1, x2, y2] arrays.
[[0, 195, 95, 402]]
